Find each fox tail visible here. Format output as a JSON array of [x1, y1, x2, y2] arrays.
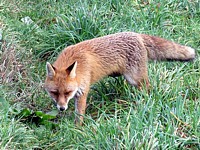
[[141, 34, 196, 61]]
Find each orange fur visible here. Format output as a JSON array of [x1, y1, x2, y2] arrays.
[[44, 32, 195, 125]]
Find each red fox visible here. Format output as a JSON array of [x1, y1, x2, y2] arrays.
[[44, 32, 195, 125]]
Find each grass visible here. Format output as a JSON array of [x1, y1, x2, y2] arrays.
[[0, 0, 200, 149]]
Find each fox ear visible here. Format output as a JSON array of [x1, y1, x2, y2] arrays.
[[67, 61, 77, 78], [46, 62, 56, 78]]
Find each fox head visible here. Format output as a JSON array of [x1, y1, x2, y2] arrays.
[[44, 61, 78, 111]]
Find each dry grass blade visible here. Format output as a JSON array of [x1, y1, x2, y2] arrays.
[[0, 41, 26, 84]]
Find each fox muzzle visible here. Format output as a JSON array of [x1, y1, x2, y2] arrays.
[[57, 104, 68, 111]]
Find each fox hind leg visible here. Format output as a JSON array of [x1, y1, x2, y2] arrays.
[[123, 67, 150, 90]]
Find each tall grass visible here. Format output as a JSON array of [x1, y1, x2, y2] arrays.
[[0, 0, 199, 149]]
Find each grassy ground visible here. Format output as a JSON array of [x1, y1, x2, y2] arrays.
[[0, 0, 200, 149]]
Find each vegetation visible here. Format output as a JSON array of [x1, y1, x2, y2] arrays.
[[0, 0, 199, 149]]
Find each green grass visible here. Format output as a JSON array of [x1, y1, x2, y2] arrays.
[[0, 0, 200, 149]]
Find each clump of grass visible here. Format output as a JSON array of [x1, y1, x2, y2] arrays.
[[0, 92, 38, 149]]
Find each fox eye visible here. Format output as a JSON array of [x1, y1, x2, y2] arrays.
[[64, 91, 71, 96], [51, 91, 58, 96]]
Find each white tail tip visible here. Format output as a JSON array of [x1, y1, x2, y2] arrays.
[[186, 47, 195, 59]]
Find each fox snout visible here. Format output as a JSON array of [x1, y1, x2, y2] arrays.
[[57, 104, 68, 111]]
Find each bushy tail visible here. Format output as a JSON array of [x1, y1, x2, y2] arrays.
[[141, 34, 196, 61]]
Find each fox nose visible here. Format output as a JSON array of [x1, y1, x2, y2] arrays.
[[59, 106, 65, 111]]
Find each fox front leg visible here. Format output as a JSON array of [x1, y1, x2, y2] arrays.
[[74, 94, 87, 126]]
